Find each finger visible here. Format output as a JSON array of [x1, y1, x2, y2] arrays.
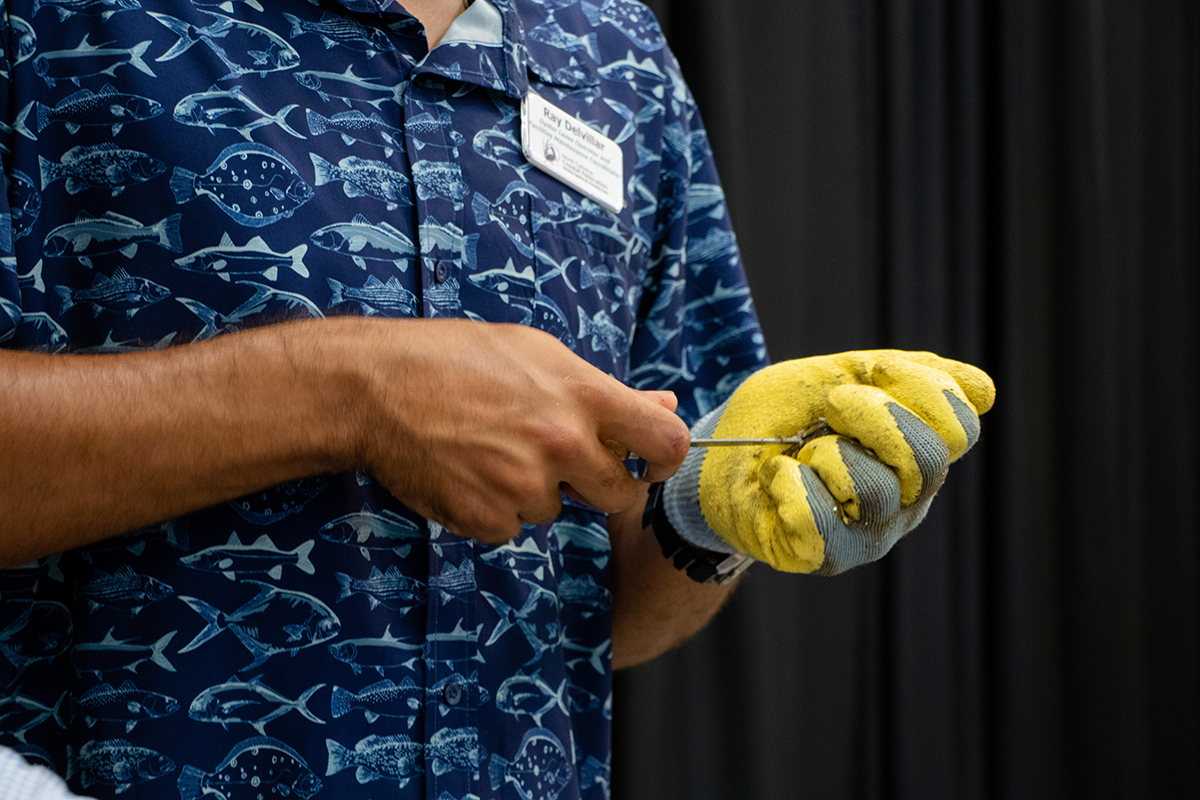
[[561, 439, 643, 513], [517, 491, 563, 527], [904, 352, 997, 415], [597, 390, 690, 484], [823, 384, 950, 505], [797, 436, 901, 525], [754, 455, 830, 573], [640, 390, 679, 412], [859, 356, 982, 459]]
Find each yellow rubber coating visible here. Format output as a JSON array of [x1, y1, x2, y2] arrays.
[[697, 350, 995, 572]]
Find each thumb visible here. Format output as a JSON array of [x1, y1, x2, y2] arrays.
[[639, 390, 679, 413]]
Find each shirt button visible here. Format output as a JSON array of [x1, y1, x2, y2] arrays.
[[442, 680, 463, 706], [434, 260, 450, 283]]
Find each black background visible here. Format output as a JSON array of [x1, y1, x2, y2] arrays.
[[613, 1, 1199, 797]]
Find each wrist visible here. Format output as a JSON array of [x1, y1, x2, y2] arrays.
[[646, 481, 753, 584]]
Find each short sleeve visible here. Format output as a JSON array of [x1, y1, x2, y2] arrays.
[[627, 45, 768, 427]]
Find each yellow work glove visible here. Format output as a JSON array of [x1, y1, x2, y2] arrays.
[[662, 350, 995, 575]]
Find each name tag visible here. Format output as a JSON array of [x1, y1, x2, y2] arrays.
[[521, 91, 625, 213]]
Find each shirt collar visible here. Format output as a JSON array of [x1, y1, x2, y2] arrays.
[[330, 0, 598, 98]]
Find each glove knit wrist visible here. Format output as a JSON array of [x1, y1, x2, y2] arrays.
[[662, 401, 743, 556]]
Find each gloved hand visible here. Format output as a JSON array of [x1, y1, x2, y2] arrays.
[[662, 350, 995, 575]]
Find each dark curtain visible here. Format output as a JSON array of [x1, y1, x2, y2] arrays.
[[613, 1, 1199, 798]]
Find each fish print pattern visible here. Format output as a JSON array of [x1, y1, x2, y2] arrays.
[[0, 0, 767, 796]]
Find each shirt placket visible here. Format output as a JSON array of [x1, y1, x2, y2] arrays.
[[407, 67, 480, 799]]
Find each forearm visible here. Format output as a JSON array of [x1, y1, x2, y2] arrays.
[[0, 318, 361, 566], [609, 483, 742, 669]]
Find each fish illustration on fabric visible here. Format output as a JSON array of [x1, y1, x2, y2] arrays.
[[329, 677, 422, 726], [306, 108, 403, 154], [562, 634, 610, 675], [150, 11, 301, 80], [488, 727, 574, 800], [427, 727, 487, 776], [549, 519, 609, 555], [327, 624, 423, 676], [319, 504, 423, 559], [472, 128, 532, 179], [178, 281, 324, 340], [580, 0, 664, 51], [575, 219, 648, 263], [601, 95, 662, 144], [294, 65, 405, 109], [82, 518, 189, 561], [9, 15, 36, 67], [0, 690, 67, 743], [178, 736, 322, 800], [311, 153, 413, 210], [38, 143, 165, 196], [466, 260, 537, 303], [577, 307, 630, 355], [173, 86, 304, 141], [533, 192, 587, 232], [1, 599, 73, 684], [179, 581, 341, 670], [558, 573, 611, 618], [19, 312, 70, 352], [70, 680, 179, 733], [0, 553, 65, 594], [327, 275, 419, 316], [526, 16, 600, 61], [284, 10, 391, 55], [191, 0, 263, 14], [470, 180, 540, 256], [32, 35, 156, 88], [310, 215, 416, 271], [31, 0, 139, 21], [188, 674, 326, 734], [228, 476, 327, 525], [171, 142, 313, 228], [495, 670, 570, 727], [684, 321, 765, 374], [424, 619, 483, 670], [180, 531, 317, 581], [66, 739, 175, 795], [406, 111, 466, 155], [325, 732, 424, 786], [175, 233, 310, 282], [567, 681, 603, 715], [429, 558, 474, 605], [412, 160, 469, 206], [483, 586, 562, 663], [334, 565, 426, 611], [420, 218, 479, 273], [75, 330, 178, 354], [579, 752, 611, 795], [42, 210, 182, 266], [597, 49, 666, 84], [79, 565, 173, 615], [55, 268, 170, 319], [0, 298, 19, 343], [431, 671, 489, 715], [15, 85, 162, 137], [479, 537, 553, 580], [8, 170, 41, 242], [69, 628, 176, 679]]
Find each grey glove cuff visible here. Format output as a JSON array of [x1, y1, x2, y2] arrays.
[[662, 401, 743, 556]]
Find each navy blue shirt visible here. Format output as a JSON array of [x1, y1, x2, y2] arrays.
[[0, 0, 767, 796]]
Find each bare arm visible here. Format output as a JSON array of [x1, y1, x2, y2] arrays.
[[609, 482, 741, 669], [0, 317, 690, 567]]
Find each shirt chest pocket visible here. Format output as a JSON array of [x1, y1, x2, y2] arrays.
[[526, 189, 648, 382]]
